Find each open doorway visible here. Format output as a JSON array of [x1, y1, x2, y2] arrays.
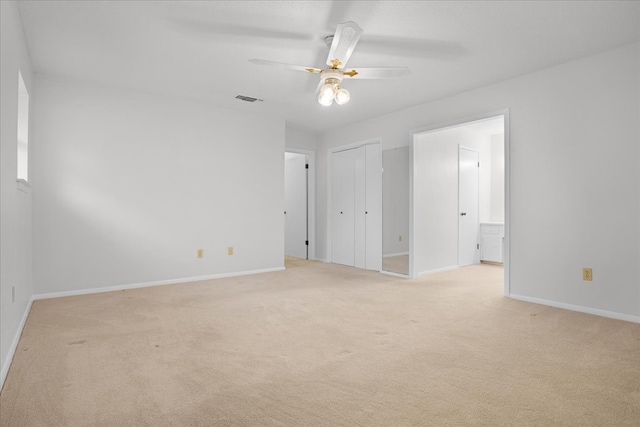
[[284, 152, 308, 259], [284, 150, 316, 262], [411, 113, 508, 294]]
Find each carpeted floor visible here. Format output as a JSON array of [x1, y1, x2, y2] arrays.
[[1, 260, 639, 426]]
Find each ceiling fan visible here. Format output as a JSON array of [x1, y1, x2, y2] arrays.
[[249, 21, 410, 106]]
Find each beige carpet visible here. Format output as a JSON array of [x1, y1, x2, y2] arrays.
[[1, 260, 639, 426]]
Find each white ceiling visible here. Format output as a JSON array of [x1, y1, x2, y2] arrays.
[[17, 1, 640, 134]]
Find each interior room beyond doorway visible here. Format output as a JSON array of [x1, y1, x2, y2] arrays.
[[411, 115, 506, 288], [284, 152, 308, 260]]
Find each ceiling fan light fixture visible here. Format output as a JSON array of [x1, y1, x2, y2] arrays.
[[318, 93, 334, 106], [335, 87, 350, 105], [318, 89, 334, 106], [318, 81, 338, 106], [250, 21, 410, 108], [319, 82, 336, 99]]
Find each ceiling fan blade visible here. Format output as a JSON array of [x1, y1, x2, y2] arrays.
[[249, 59, 322, 74], [343, 67, 411, 79], [326, 21, 363, 69]]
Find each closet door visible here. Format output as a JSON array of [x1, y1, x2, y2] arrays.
[[331, 149, 355, 266], [365, 144, 382, 271], [354, 146, 367, 269]]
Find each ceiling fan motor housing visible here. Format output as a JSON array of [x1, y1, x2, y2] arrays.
[[320, 68, 344, 83]]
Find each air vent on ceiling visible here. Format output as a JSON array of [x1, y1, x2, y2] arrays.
[[235, 95, 263, 103]]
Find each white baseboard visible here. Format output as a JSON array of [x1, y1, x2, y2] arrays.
[[32, 267, 285, 301], [1, 297, 34, 391], [417, 265, 459, 277], [383, 252, 409, 258], [509, 293, 640, 324]]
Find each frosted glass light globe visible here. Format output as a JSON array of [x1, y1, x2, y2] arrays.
[[318, 83, 336, 106], [335, 87, 350, 105], [318, 92, 334, 106], [319, 83, 336, 98]]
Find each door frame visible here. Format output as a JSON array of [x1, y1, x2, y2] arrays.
[[285, 148, 316, 261], [458, 146, 480, 267], [327, 138, 381, 265], [410, 109, 511, 297]]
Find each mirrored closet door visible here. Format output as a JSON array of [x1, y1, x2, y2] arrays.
[[382, 147, 410, 275]]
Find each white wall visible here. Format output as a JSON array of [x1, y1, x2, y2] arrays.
[[0, 0, 34, 387], [477, 136, 492, 224], [33, 74, 285, 295], [285, 123, 318, 151], [490, 134, 505, 222], [317, 42, 640, 318]]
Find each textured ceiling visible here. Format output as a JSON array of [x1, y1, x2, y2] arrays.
[[17, 1, 640, 134]]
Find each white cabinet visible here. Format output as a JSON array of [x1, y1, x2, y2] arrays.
[[480, 223, 504, 263]]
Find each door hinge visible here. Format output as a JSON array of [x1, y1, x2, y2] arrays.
[[478, 161, 480, 167], [477, 243, 480, 250], [305, 240, 309, 246], [305, 164, 309, 169]]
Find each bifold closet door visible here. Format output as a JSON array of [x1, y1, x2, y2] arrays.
[[354, 146, 367, 269], [332, 148, 355, 266], [365, 144, 382, 271], [332, 144, 382, 270]]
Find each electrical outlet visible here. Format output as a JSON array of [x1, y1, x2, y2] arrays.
[[197, 249, 203, 258], [12, 286, 15, 303], [583, 268, 593, 281], [399, 235, 402, 242], [228, 247, 234, 256]]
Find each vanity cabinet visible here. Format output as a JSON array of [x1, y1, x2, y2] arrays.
[[480, 223, 504, 263]]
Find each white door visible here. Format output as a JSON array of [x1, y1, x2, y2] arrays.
[[365, 144, 382, 271], [458, 147, 480, 266], [332, 149, 355, 266], [354, 146, 366, 269], [332, 144, 382, 270], [284, 153, 307, 259]]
